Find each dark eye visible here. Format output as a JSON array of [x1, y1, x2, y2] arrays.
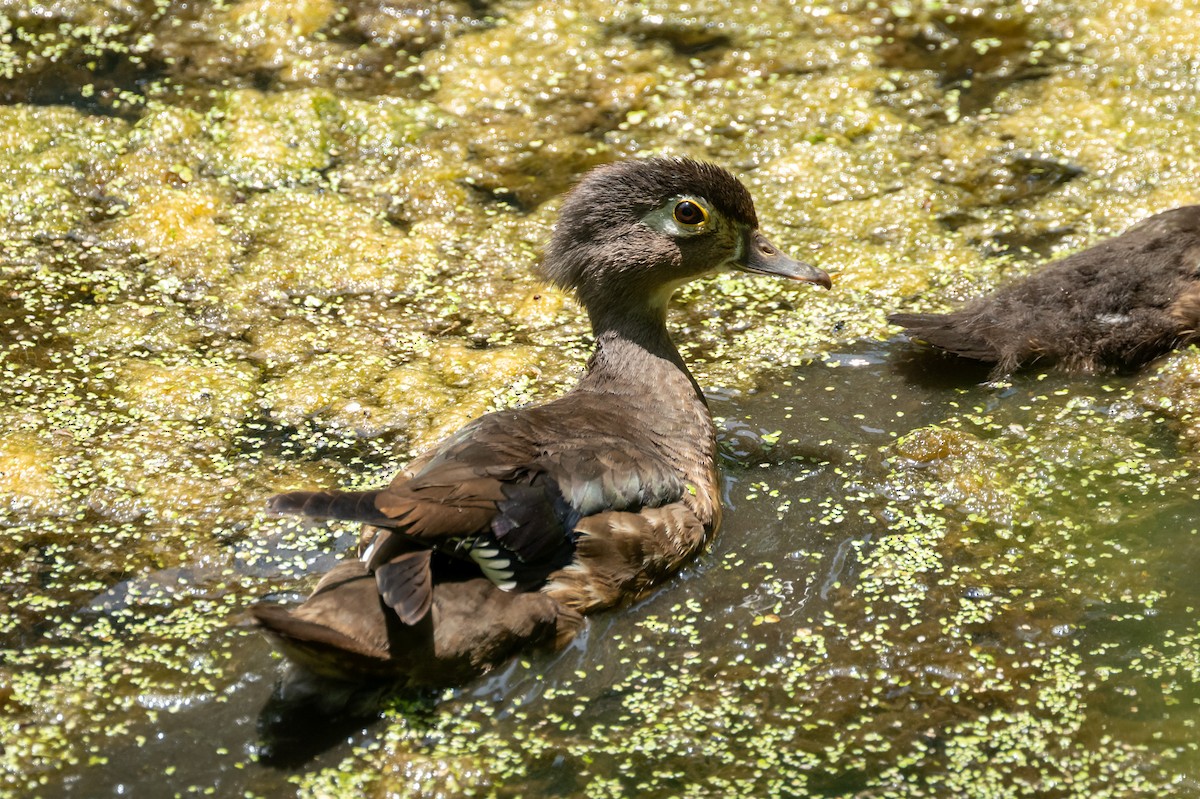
[[673, 200, 708, 227]]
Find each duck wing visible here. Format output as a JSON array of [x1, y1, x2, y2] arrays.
[[359, 465, 579, 615], [266, 416, 577, 622], [272, 466, 575, 624], [268, 397, 695, 624]]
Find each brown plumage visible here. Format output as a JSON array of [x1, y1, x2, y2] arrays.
[[889, 205, 1200, 375], [252, 157, 831, 685], [251, 561, 579, 683]]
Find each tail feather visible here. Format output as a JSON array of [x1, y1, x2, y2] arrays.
[[888, 312, 1002, 362], [250, 560, 417, 682], [267, 489, 394, 526], [251, 560, 579, 684], [375, 550, 434, 625], [250, 603, 390, 668]]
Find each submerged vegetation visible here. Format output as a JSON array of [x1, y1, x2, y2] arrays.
[[1, 0, 1198, 796]]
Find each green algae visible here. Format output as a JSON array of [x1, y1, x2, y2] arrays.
[[1, 0, 1200, 796], [1138, 347, 1200, 452]]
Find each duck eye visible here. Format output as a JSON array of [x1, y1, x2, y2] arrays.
[[673, 200, 708, 227]]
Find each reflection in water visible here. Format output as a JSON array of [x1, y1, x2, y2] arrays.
[[255, 677, 394, 769]]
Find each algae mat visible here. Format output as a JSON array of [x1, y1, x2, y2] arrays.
[[1, 0, 1198, 796]]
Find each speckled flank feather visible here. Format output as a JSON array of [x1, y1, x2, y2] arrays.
[[543, 503, 711, 613], [890, 205, 1200, 375]]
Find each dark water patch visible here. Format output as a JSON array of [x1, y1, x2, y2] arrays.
[[611, 16, 734, 58], [887, 339, 999, 387], [0, 1, 497, 113], [980, 219, 1081, 261], [933, 151, 1086, 259], [255, 677, 397, 769], [0, 65, 161, 121], [0, 1, 168, 115], [936, 152, 1085, 214]]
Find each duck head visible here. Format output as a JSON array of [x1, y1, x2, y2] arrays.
[[539, 157, 830, 328]]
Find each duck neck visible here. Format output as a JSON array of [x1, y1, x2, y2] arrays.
[[577, 300, 721, 532], [581, 303, 705, 402]]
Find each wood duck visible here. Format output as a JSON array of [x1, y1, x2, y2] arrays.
[[252, 157, 831, 684], [890, 206, 1200, 375]]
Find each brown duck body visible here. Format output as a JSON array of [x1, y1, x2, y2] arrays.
[[890, 206, 1200, 375], [252, 158, 830, 686], [268, 327, 721, 621]]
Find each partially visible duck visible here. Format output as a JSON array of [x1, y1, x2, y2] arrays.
[[889, 205, 1200, 376], [252, 157, 831, 685]]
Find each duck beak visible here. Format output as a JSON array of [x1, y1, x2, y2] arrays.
[[736, 230, 831, 289]]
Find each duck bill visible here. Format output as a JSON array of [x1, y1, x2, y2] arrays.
[[736, 230, 831, 289]]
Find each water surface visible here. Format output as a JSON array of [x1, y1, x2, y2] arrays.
[[2, 0, 1199, 796]]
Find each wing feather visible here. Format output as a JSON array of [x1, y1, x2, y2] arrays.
[[375, 550, 433, 626]]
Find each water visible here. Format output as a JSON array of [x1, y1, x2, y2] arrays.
[[4, 0, 1200, 794], [16, 342, 1196, 798]]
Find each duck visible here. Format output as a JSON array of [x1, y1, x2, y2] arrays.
[[889, 205, 1200, 376], [251, 157, 831, 685]]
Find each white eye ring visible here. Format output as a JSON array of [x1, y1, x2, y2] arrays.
[[641, 195, 714, 237]]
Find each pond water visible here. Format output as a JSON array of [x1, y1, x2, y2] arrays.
[[2, 0, 1200, 796], [15, 343, 1199, 797]]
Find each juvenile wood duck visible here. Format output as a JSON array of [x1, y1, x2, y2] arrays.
[[890, 206, 1200, 375], [252, 157, 831, 684]]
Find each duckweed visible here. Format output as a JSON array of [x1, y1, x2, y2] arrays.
[[2, 0, 1200, 796]]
